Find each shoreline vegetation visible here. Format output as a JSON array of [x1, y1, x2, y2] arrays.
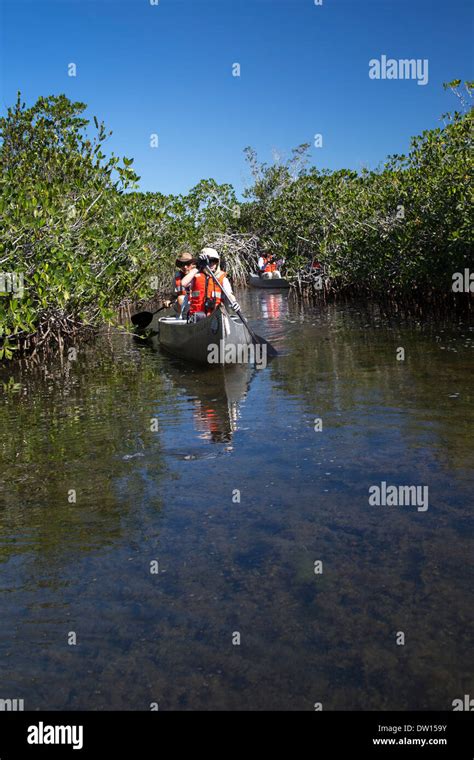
[[0, 81, 472, 363]]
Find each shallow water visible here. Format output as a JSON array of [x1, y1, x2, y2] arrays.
[[0, 291, 472, 710]]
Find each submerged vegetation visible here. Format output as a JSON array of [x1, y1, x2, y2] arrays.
[[0, 82, 472, 361]]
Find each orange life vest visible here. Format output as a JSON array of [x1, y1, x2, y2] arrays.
[[174, 272, 187, 296], [189, 271, 227, 315], [263, 256, 277, 273]]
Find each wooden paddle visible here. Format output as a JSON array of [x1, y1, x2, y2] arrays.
[[203, 266, 278, 357], [131, 301, 175, 329]]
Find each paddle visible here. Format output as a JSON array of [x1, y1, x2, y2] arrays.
[[203, 266, 278, 357], [131, 301, 175, 329]]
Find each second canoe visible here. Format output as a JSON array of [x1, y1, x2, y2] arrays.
[[249, 274, 290, 289]]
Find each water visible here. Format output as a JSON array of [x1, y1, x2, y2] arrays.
[[0, 290, 472, 710]]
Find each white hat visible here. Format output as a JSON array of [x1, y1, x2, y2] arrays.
[[201, 247, 220, 260]]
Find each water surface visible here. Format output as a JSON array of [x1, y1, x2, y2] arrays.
[[0, 291, 472, 710]]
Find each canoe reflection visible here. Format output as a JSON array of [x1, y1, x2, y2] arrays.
[[259, 292, 289, 321], [163, 361, 254, 443]]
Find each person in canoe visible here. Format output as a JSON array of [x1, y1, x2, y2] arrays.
[[257, 251, 282, 279], [180, 247, 241, 322], [308, 258, 323, 273], [163, 251, 196, 315]]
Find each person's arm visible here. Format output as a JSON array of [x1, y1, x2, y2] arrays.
[[163, 276, 178, 307], [222, 277, 241, 311], [181, 267, 198, 288], [221, 277, 235, 299]]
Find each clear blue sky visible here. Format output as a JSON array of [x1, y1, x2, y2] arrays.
[[1, 0, 472, 197]]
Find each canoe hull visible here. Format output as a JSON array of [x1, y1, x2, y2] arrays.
[[158, 307, 253, 365], [249, 275, 290, 289]]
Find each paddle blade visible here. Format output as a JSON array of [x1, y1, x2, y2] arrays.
[[254, 334, 278, 358], [131, 311, 153, 329], [231, 309, 278, 359]]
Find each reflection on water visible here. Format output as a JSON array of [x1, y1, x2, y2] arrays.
[[152, 358, 254, 445], [0, 292, 472, 710]]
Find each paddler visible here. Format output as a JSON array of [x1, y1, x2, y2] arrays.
[[163, 251, 195, 314], [180, 247, 241, 322], [257, 251, 281, 279]]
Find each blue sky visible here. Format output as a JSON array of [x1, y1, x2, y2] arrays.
[[1, 0, 472, 197]]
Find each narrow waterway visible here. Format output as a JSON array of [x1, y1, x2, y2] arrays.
[[0, 290, 472, 710]]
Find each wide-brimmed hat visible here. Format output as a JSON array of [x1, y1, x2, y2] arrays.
[[175, 252, 195, 265]]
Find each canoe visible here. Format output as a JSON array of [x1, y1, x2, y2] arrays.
[[249, 274, 290, 289], [158, 306, 254, 365]]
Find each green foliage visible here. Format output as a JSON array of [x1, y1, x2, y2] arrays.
[[0, 94, 237, 360], [0, 81, 471, 362], [240, 82, 473, 295]]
